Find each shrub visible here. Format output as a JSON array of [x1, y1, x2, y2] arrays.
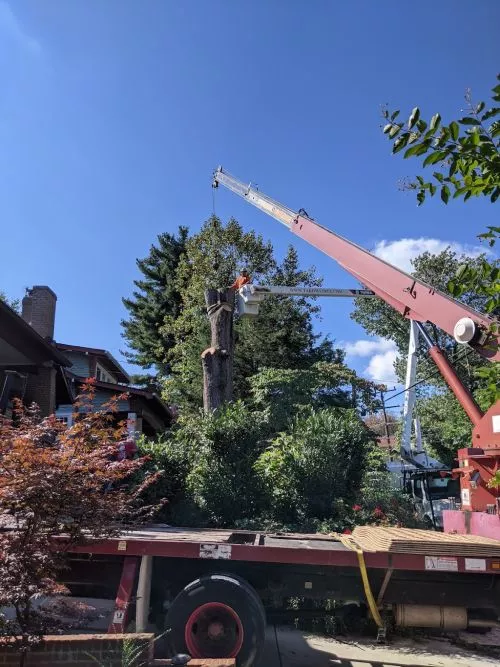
[[255, 408, 374, 526]]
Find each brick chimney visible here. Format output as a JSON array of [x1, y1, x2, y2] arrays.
[[21, 286, 58, 416], [22, 286, 57, 340]]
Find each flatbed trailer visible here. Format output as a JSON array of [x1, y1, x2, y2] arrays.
[[66, 524, 500, 666]]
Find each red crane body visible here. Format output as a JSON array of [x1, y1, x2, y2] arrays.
[[213, 168, 500, 523]]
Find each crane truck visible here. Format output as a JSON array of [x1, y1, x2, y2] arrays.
[[61, 168, 500, 666]]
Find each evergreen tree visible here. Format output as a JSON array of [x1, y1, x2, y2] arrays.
[[160, 217, 339, 408], [235, 245, 338, 391], [121, 227, 188, 380], [0, 291, 20, 313]]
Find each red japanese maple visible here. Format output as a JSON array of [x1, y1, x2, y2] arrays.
[[0, 382, 163, 662]]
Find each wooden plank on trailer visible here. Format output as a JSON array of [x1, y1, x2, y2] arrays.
[[351, 526, 500, 557]]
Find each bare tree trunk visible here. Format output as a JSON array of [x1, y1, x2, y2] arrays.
[[201, 288, 235, 412]]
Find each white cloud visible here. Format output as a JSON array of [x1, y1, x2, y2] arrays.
[[344, 336, 399, 386], [0, 1, 41, 55], [373, 238, 485, 273], [344, 338, 395, 358], [365, 347, 399, 385]]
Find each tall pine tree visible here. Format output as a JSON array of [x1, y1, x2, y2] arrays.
[[122, 216, 339, 409], [121, 227, 188, 380]]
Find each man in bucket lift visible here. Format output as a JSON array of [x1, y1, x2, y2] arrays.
[[229, 268, 251, 291], [228, 268, 251, 315]]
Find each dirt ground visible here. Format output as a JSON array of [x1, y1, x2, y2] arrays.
[[261, 626, 500, 666]]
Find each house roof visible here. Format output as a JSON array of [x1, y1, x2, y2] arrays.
[[0, 299, 71, 368], [55, 343, 129, 383], [70, 374, 173, 421]]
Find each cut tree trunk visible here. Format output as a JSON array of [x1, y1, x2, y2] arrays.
[[201, 288, 235, 412]]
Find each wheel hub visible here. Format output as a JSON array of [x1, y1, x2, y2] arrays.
[[185, 601, 244, 658]]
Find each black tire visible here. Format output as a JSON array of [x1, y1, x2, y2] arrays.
[[166, 573, 266, 667]]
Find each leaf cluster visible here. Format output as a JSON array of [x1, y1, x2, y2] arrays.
[[382, 75, 500, 206]]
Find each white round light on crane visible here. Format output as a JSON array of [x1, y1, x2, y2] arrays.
[[453, 317, 476, 344]]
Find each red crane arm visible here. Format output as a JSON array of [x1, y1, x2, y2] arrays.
[[213, 167, 499, 363], [292, 215, 499, 362], [213, 167, 500, 461]]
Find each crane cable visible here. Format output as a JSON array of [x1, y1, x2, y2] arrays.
[[212, 181, 217, 216], [339, 535, 384, 628]]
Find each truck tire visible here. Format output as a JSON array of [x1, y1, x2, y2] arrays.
[[166, 573, 265, 667]]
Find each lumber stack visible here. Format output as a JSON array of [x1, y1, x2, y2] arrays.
[[351, 526, 500, 557]]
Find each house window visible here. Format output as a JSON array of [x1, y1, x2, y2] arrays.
[[95, 362, 116, 384], [55, 409, 73, 427]]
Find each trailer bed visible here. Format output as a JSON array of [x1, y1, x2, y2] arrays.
[[72, 524, 500, 575]]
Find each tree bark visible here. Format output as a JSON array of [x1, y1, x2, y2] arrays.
[[201, 288, 235, 412]]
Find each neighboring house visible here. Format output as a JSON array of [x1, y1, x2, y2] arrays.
[[0, 290, 71, 417], [54, 343, 171, 437], [0, 286, 171, 437]]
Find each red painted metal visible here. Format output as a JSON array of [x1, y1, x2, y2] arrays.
[[428, 346, 483, 426], [473, 403, 500, 451], [107, 556, 138, 633], [291, 214, 500, 511], [185, 602, 244, 659], [455, 448, 500, 511], [291, 214, 500, 362], [444, 509, 500, 541], [70, 533, 500, 575]]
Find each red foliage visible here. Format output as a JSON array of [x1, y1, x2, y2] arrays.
[[0, 383, 164, 652]]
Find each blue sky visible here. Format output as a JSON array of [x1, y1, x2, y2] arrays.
[[1, 0, 498, 388]]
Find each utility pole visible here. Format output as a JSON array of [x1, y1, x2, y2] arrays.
[[380, 389, 391, 447]]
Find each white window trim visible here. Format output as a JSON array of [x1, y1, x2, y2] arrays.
[[95, 362, 116, 385]]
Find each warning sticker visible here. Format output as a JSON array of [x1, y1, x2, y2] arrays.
[[117, 540, 127, 551], [200, 544, 232, 560], [461, 488, 471, 506], [113, 610, 125, 624], [465, 558, 486, 571], [425, 556, 458, 572]]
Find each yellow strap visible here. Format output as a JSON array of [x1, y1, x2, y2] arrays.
[[339, 535, 384, 628]]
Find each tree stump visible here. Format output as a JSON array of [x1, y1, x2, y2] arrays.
[[201, 288, 235, 412]]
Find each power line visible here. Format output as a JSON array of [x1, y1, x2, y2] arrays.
[[387, 347, 475, 402]]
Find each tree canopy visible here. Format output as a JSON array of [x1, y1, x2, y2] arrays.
[[122, 215, 339, 409], [382, 75, 500, 317], [377, 76, 500, 466]]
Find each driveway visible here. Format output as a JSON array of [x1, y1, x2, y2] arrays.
[[261, 626, 499, 666]]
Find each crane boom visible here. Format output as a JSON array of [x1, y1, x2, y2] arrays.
[[213, 167, 499, 363], [214, 165, 500, 480]]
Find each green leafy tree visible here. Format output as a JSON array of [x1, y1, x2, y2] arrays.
[[138, 362, 381, 530], [161, 216, 276, 407], [184, 402, 266, 526], [121, 227, 188, 381], [0, 291, 20, 313], [381, 75, 500, 316], [160, 216, 338, 408], [380, 75, 500, 474], [254, 408, 374, 527], [236, 245, 337, 386], [249, 362, 379, 433], [382, 76, 500, 209]]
